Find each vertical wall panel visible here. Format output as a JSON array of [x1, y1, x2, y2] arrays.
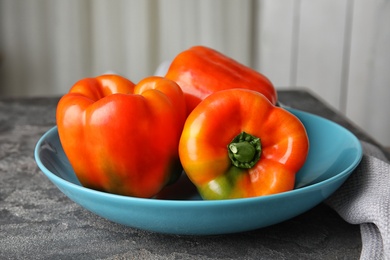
[[47, 0, 92, 94], [156, 0, 200, 63], [156, 0, 253, 69], [0, 1, 49, 96], [295, 0, 349, 110], [346, 0, 390, 145], [90, 0, 127, 76], [198, 0, 253, 65], [0, 0, 25, 96], [118, 0, 159, 81], [254, 0, 295, 87], [0, 0, 91, 96], [91, 0, 156, 82]]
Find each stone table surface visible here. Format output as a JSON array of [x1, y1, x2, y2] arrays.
[[1, 88, 384, 259]]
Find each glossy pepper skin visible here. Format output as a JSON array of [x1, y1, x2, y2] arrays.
[[179, 89, 309, 200], [56, 75, 186, 198], [165, 45, 277, 114]]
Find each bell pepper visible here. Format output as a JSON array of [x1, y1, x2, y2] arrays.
[[165, 45, 277, 114], [56, 75, 186, 198], [179, 88, 309, 200]]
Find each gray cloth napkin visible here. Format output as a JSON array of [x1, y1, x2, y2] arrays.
[[326, 141, 390, 260]]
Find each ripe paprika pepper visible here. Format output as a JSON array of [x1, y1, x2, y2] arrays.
[[179, 89, 309, 200], [165, 45, 277, 114], [56, 75, 186, 198]]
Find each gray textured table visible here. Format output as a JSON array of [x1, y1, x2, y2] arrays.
[[1, 88, 384, 259]]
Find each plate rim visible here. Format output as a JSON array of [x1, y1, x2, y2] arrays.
[[34, 108, 363, 206]]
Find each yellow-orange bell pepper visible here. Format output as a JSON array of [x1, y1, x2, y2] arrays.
[[179, 89, 309, 200]]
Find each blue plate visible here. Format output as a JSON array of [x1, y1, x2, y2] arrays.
[[34, 108, 362, 235]]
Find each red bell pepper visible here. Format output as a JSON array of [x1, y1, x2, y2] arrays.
[[165, 45, 277, 114], [56, 75, 186, 198]]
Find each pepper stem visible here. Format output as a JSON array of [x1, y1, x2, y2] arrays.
[[228, 132, 261, 169]]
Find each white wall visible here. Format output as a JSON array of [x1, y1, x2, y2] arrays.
[[1, 0, 389, 146]]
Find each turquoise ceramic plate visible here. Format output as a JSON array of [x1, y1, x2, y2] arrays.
[[34, 108, 362, 235]]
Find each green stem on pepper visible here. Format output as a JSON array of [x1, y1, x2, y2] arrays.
[[228, 131, 261, 169]]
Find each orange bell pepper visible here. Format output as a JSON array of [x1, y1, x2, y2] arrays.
[[56, 75, 186, 198], [179, 89, 309, 200], [165, 45, 277, 114]]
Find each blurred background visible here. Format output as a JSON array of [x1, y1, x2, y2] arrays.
[[0, 0, 389, 146]]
